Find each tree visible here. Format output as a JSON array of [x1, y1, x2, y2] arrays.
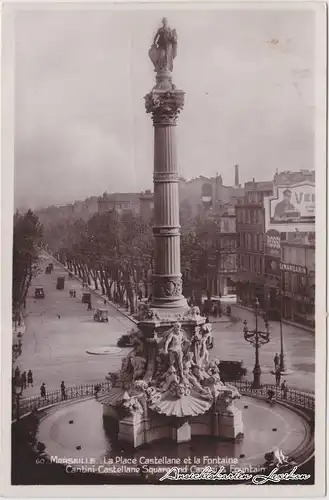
[[44, 209, 154, 314], [12, 210, 43, 320], [181, 215, 219, 297]]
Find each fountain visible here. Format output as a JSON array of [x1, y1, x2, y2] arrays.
[[99, 18, 244, 447]]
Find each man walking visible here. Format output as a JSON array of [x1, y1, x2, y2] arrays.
[[21, 371, 27, 390], [274, 352, 280, 371], [27, 369, 34, 387], [281, 380, 288, 399], [275, 368, 281, 387], [40, 382, 46, 399], [60, 381, 66, 400]]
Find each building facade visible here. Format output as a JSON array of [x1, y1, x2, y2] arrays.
[[208, 207, 238, 297], [139, 190, 154, 221], [280, 233, 315, 329], [97, 192, 141, 215], [235, 201, 267, 309], [235, 175, 315, 329]]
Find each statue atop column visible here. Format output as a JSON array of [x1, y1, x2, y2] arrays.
[[149, 18, 178, 73]]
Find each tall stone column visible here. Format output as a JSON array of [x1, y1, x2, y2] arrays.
[[145, 74, 187, 310]]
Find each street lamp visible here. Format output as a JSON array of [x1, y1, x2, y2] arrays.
[[243, 298, 270, 388], [13, 376, 24, 420]]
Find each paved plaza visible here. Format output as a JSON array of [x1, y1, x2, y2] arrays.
[[15, 257, 315, 399]]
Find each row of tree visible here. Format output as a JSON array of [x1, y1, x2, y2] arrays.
[[13, 210, 43, 321], [44, 211, 153, 313], [42, 209, 224, 312]]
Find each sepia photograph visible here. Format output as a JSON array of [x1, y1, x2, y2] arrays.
[[1, 1, 326, 496]]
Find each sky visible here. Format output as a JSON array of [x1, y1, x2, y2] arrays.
[[14, 6, 315, 210]]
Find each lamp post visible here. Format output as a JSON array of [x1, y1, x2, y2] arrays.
[[13, 376, 24, 420], [243, 298, 270, 388]]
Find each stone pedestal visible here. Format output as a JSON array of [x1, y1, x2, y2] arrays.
[[213, 389, 244, 439], [216, 408, 244, 439]]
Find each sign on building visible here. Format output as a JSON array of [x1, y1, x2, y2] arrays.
[[264, 182, 315, 233], [279, 262, 307, 275], [265, 229, 281, 258]]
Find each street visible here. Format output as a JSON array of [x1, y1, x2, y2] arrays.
[[15, 257, 315, 398], [16, 257, 134, 397]]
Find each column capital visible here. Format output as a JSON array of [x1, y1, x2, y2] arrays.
[[144, 88, 185, 126]]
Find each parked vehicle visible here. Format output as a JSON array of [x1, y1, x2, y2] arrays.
[[218, 360, 247, 382], [34, 286, 45, 299], [82, 292, 91, 304], [117, 334, 133, 348], [93, 308, 109, 323], [265, 308, 281, 321], [56, 277, 65, 290]]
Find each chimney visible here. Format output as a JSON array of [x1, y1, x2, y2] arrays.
[[234, 165, 239, 187]]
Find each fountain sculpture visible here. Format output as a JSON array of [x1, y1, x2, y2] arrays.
[[100, 18, 244, 447]]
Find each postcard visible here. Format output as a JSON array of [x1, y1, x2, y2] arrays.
[[1, 1, 326, 497]]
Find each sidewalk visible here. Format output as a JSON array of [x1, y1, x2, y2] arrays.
[[233, 304, 315, 334]]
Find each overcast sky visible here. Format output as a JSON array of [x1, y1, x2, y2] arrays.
[[14, 6, 315, 209]]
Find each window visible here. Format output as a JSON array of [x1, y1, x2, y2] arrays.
[[252, 209, 257, 224]]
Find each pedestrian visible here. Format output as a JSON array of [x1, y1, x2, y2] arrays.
[[274, 352, 280, 371], [60, 381, 66, 400], [227, 305, 231, 317], [40, 383, 46, 399], [87, 301, 92, 311], [103, 298, 107, 305], [281, 380, 288, 399], [27, 369, 33, 387], [275, 368, 281, 387], [267, 389, 275, 405], [94, 383, 101, 398], [21, 371, 27, 390], [14, 366, 20, 382], [57, 314, 61, 319], [73, 289, 76, 298]]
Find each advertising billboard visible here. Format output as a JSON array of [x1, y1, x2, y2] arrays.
[[264, 182, 315, 233], [270, 183, 315, 222]]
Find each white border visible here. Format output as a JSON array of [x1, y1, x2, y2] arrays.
[[1, 1, 327, 498]]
